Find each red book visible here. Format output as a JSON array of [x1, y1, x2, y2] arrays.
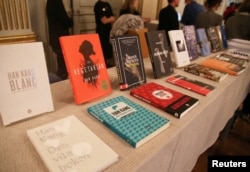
[[59, 34, 112, 104], [166, 75, 215, 96], [130, 82, 199, 118]]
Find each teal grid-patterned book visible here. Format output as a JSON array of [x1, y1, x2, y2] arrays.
[[87, 96, 170, 148]]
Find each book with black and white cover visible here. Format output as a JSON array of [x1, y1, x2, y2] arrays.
[[87, 96, 170, 148], [27, 115, 119, 172], [110, 35, 146, 90], [0, 42, 54, 126], [184, 63, 228, 82], [206, 26, 222, 53], [182, 25, 199, 60], [145, 30, 174, 78], [168, 30, 190, 68], [226, 48, 250, 60], [130, 82, 199, 118], [196, 28, 211, 56]]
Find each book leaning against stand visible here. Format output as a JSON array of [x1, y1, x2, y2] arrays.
[[0, 42, 54, 126], [27, 115, 119, 172]]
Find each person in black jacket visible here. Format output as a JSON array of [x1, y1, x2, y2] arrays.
[[46, 0, 73, 80]]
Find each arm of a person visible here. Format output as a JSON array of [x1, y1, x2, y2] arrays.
[[100, 16, 115, 24]]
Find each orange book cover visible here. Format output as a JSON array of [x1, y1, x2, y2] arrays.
[[59, 34, 112, 104], [201, 56, 246, 76]]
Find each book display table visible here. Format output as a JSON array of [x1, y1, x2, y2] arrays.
[[0, 57, 249, 172]]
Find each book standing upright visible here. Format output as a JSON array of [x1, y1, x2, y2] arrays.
[[196, 28, 211, 56], [59, 34, 112, 104], [110, 35, 146, 90], [27, 115, 119, 172], [0, 42, 54, 126], [145, 30, 174, 78], [206, 26, 221, 53], [168, 30, 190, 68]]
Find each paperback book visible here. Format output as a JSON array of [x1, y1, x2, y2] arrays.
[[200, 53, 248, 76], [87, 96, 170, 148], [182, 25, 199, 60], [215, 25, 228, 49], [0, 42, 54, 126], [110, 35, 146, 90], [168, 30, 190, 68], [27, 115, 119, 172], [145, 30, 174, 78], [206, 26, 221, 53], [130, 82, 199, 118], [184, 63, 228, 82], [196, 28, 211, 56], [166, 75, 216, 96], [59, 34, 112, 104]]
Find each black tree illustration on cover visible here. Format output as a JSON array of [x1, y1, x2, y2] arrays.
[[79, 40, 99, 87]]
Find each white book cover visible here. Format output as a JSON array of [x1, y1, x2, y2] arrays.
[[27, 115, 119, 172], [0, 42, 54, 125], [168, 30, 190, 68]]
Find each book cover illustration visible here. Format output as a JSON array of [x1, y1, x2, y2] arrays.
[[145, 30, 174, 78], [0, 42, 54, 126], [59, 34, 112, 104], [27, 115, 119, 172], [130, 82, 199, 118], [184, 63, 228, 82], [111, 35, 146, 90], [166, 75, 216, 96], [182, 25, 199, 60], [168, 30, 190, 68], [87, 96, 170, 148], [200, 53, 247, 76], [206, 26, 221, 53], [216, 25, 228, 49], [196, 28, 211, 56]]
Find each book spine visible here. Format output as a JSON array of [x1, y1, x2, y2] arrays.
[[87, 109, 137, 148]]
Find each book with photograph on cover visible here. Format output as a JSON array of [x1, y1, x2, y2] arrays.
[[27, 115, 119, 172], [166, 74, 216, 96], [87, 96, 170, 148], [130, 82, 199, 118], [168, 30, 190, 68], [182, 25, 199, 60], [184, 63, 228, 82], [0, 42, 54, 126], [110, 35, 146, 90], [206, 26, 221, 53], [145, 30, 174, 78], [59, 34, 112, 104]]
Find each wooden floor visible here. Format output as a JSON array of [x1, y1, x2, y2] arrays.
[[192, 114, 250, 172]]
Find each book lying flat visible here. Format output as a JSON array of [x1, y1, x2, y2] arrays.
[[27, 115, 119, 172], [130, 82, 199, 118], [166, 75, 216, 96], [87, 96, 170, 148], [184, 63, 228, 82], [0, 42, 54, 126]]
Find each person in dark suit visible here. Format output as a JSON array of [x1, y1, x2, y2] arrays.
[[46, 0, 73, 80]]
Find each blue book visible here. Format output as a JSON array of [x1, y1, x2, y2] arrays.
[[196, 28, 211, 56], [87, 96, 170, 148]]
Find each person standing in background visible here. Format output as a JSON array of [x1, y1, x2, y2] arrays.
[[181, 0, 205, 26], [195, 0, 223, 29], [158, 0, 180, 46], [46, 0, 73, 80], [94, 0, 115, 67]]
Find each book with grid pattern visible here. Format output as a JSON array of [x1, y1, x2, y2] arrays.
[[87, 96, 170, 148]]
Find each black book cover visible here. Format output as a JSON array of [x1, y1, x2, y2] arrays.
[[206, 27, 221, 53], [111, 35, 146, 90], [145, 30, 174, 78]]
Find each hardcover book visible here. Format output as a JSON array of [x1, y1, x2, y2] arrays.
[[196, 28, 211, 56], [110, 35, 146, 90], [166, 75, 216, 96], [145, 30, 174, 78], [200, 53, 248, 76], [168, 30, 190, 68], [184, 63, 228, 82], [87, 96, 170, 148], [206, 26, 221, 53], [130, 82, 199, 118], [0, 42, 54, 126], [59, 34, 112, 104], [27, 115, 119, 172], [182, 25, 199, 60]]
